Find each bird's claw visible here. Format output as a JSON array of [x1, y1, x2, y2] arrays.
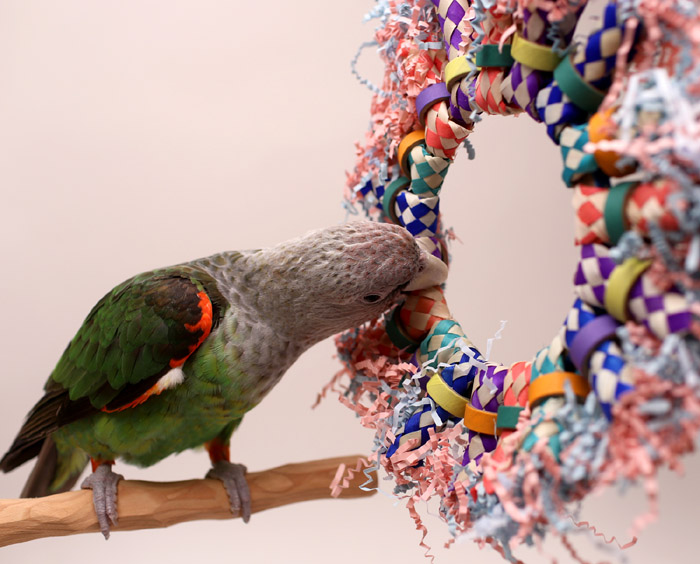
[[206, 461, 251, 523], [81, 464, 124, 539]]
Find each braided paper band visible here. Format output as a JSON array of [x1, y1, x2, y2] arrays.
[[424, 100, 472, 158]]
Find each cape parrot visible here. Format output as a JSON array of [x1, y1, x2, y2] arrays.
[[1, 221, 434, 538]]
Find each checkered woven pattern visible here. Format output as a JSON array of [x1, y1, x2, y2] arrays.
[[500, 63, 543, 119], [535, 3, 622, 142], [408, 144, 450, 196], [415, 236, 445, 261], [573, 184, 608, 245], [530, 334, 567, 382], [502, 360, 532, 408], [561, 298, 600, 350], [500, 7, 548, 119], [473, 68, 511, 115], [627, 180, 680, 234], [471, 6, 517, 115], [434, 0, 473, 61], [628, 276, 692, 338], [386, 321, 486, 459], [424, 100, 472, 159], [572, 3, 621, 89], [536, 83, 577, 142], [573, 243, 616, 309], [521, 397, 566, 457], [387, 407, 439, 457], [574, 244, 692, 338], [449, 75, 475, 126], [559, 125, 600, 187], [588, 339, 633, 419], [463, 363, 509, 465], [394, 190, 440, 238], [418, 319, 470, 367], [398, 286, 451, 341]]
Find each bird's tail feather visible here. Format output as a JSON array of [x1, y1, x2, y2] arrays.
[[20, 437, 88, 498]]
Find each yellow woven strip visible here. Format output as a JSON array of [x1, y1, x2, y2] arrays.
[[511, 33, 562, 72], [426, 374, 468, 418], [463, 402, 500, 436], [444, 57, 475, 91], [528, 371, 591, 407], [604, 258, 652, 322]]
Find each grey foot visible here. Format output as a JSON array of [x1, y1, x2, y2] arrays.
[[206, 461, 251, 523], [81, 464, 124, 539]]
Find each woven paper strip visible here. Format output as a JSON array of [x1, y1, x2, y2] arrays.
[[398, 286, 452, 341], [588, 339, 633, 419], [535, 3, 622, 141], [573, 184, 608, 245], [559, 124, 603, 187], [394, 190, 440, 238], [424, 100, 472, 158], [435, 0, 474, 61], [500, 8, 550, 119], [408, 144, 451, 196], [574, 245, 692, 338], [387, 320, 485, 459]]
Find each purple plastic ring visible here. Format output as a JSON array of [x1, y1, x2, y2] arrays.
[[569, 314, 620, 375], [416, 83, 450, 125]]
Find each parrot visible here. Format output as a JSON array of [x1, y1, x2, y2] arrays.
[[1, 220, 433, 538]]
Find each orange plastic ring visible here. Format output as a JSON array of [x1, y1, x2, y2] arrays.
[[397, 130, 427, 177], [528, 371, 590, 407], [463, 402, 500, 436]]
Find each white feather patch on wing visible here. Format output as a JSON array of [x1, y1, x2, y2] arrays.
[[152, 367, 186, 393]]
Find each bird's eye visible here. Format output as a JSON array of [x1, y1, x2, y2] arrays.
[[363, 294, 382, 304]]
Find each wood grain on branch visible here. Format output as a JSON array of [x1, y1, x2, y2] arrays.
[[0, 455, 374, 548]]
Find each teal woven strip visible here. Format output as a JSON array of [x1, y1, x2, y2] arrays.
[[604, 182, 635, 245], [408, 146, 449, 196]]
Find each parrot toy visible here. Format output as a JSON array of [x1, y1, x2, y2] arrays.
[[1, 221, 433, 538]]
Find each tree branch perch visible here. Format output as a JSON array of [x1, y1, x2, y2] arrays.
[[0, 455, 374, 547]]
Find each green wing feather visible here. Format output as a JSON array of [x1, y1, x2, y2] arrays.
[[0, 267, 225, 472]]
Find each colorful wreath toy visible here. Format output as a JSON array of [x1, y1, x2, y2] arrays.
[[321, 0, 700, 559]]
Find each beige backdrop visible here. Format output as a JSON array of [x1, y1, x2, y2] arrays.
[[1, 1, 698, 562]]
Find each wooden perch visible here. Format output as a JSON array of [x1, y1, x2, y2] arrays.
[[0, 455, 374, 547]]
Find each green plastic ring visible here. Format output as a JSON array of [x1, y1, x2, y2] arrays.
[[553, 55, 606, 113], [604, 257, 652, 322], [475, 45, 514, 68], [496, 405, 524, 430], [381, 177, 410, 224], [384, 306, 420, 351], [604, 182, 635, 245]]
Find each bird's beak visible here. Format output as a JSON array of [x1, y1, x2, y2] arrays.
[[404, 249, 449, 292]]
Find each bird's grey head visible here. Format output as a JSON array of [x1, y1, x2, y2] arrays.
[[251, 221, 424, 343]]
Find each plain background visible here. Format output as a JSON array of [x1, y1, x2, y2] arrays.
[[1, 1, 699, 562]]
